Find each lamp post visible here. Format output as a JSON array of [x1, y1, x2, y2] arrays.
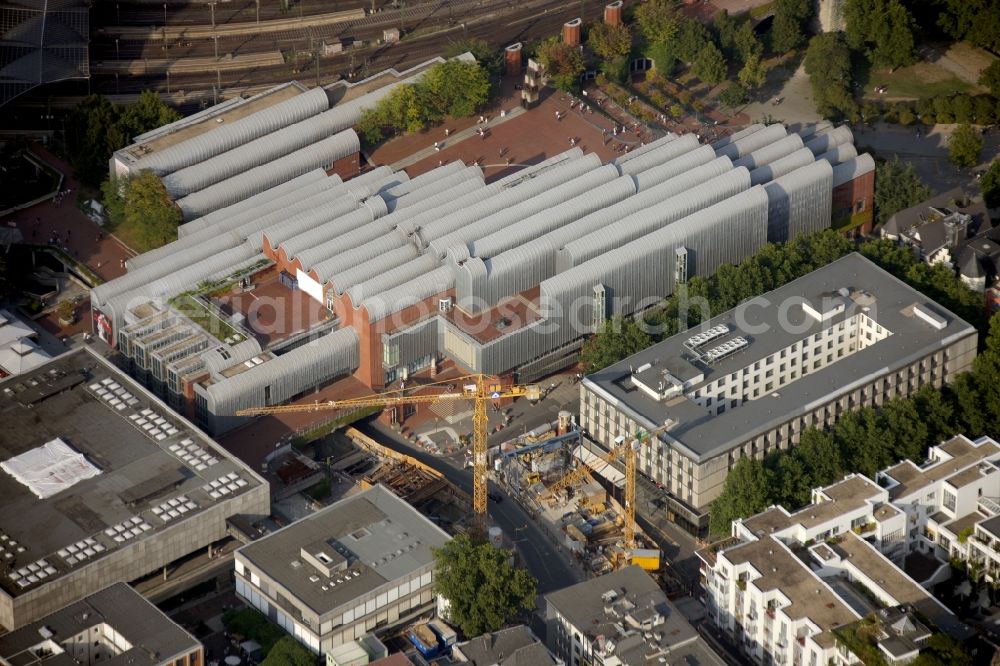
[[213, 34, 219, 59], [115, 72, 119, 95], [116, 3, 120, 24], [115, 38, 119, 60], [208, 1, 216, 29], [255, 0, 259, 24], [166, 70, 171, 95], [163, 4, 168, 49]]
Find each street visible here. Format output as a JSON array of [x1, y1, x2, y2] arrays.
[[357, 420, 583, 594]]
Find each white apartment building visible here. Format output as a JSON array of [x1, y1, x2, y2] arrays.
[[580, 254, 977, 535], [697, 435, 998, 666], [233, 484, 450, 655]]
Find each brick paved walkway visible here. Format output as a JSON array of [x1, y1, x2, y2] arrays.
[[4, 144, 135, 284]]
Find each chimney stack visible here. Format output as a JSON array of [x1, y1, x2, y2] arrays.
[[504, 42, 523, 77], [604, 0, 623, 26], [563, 18, 582, 46]]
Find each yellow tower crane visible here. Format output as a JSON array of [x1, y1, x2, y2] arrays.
[[546, 422, 673, 550], [235, 374, 540, 534]]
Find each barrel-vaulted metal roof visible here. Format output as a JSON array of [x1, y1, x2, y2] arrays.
[[383, 165, 483, 211], [466, 174, 635, 261], [362, 265, 454, 322], [330, 244, 420, 296], [831, 154, 875, 188], [805, 125, 854, 156], [202, 338, 263, 377], [176, 129, 360, 220], [711, 123, 764, 149], [611, 133, 677, 165], [748, 147, 816, 187], [419, 154, 601, 243], [281, 202, 387, 262], [763, 159, 834, 242], [177, 169, 327, 238], [343, 165, 400, 200], [630, 145, 718, 192], [432, 164, 620, 260], [815, 143, 858, 167], [346, 254, 440, 307], [614, 134, 700, 176], [558, 167, 752, 271], [136, 86, 330, 177], [715, 124, 787, 160], [203, 327, 359, 416], [162, 105, 358, 198], [131, 176, 347, 271], [732, 134, 804, 171], [312, 235, 411, 289], [296, 177, 484, 278], [381, 159, 465, 200]]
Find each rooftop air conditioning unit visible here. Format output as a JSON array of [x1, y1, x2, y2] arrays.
[[439, 297, 453, 313]]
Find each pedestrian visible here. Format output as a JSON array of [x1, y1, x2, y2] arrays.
[[505, 158, 510, 166], [433, 141, 440, 151], [120, 258, 125, 268], [444, 128, 450, 137]]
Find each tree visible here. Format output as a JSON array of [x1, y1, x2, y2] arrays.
[[588, 22, 632, 61], [804, 33, 857, 120], [634, 0, 681, 46], [771, 0, 813, 52], [912, 633, 972, 666], [738, 52, 768, 90], [66, 93, 179, 188], [709, 458, 774, 538], [693, 42, 727, 85], [712, 9, 738, 57], [719, 82, 749, 108], [421, 59, 491, 118], [535, 37, 585, 92], [949, 124, 982, 168], [795, 429, 844, 491], [672, 18, 712, 64], [261, 637, 315, 666], [844, 0, 917, 69], [937, 0, 1000, 54], [979, 60, 1000, 99], [446, 38, 503, 79], [980, 159, 1000, 209], [433, 534, 537, 637], [873, 156, 931, 226], [733, 21, 763, 63], [580, 316, 653, 372], [120, 171, 183, 251]]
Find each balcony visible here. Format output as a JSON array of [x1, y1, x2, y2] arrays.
[[979, 496, 1000, 516]]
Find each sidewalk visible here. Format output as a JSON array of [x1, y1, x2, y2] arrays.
[[5, 144, 135, 284]]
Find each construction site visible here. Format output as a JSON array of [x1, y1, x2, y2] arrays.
[[490, 414, 664, 578]]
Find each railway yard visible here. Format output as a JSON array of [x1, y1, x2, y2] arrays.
[[60, 0, 612, 108]]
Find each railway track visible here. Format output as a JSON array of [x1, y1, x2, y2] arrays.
[[90, 0, 605, 99]]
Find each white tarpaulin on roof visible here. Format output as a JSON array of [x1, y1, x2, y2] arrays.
[[1, 438, 101, 499]]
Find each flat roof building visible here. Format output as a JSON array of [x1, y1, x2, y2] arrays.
[[92, 120, 874, 435], [696, 436, 994, 666], [580, 253, 977, 534], [545, 566, 723, 666], [0, 583, 202, 666], [234, 484, 450, 655], [0, 347, 269, 630]]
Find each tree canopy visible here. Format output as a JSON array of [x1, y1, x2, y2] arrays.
[[804, 33, 858, 120], [260, 637, 315, 666], [535, 37, 586, 92], [446, 38, 503, 79], [737, 52, 768, 90], [843, 0, 917, 69], [357, 60, 490, 143], [874, 156, 931, 226], [579, 316, 654, 373], [936, 0, 1000, 53], [66, 92, 179, 187], [433, 534, 537, 637], [588, 22, 632, 61], [980, 159, 1000, 209], [693, 42, 727, 85], [977, 61, 1000, 99], [709, 458, 773, 537], [948, 123, 982, 168], [102, 171, 182, 252], [771, 0, 814, 52], [634, 0, 682, 46]]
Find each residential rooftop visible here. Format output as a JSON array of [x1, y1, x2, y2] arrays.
[[453, 626, 556, 666], [545, 566, 724, 665], [236, 484, 450, 616], [830, 533, 971, 639], [722, 537, 858, 649], [882, 435, 1000, 501], [742, 475, 884, 536], [0, 582, 200, 666], [583, 253, 976, 461], [0, 347, 263, 598]]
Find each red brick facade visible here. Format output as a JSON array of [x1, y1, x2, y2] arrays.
[[831, 169, 875, 237]]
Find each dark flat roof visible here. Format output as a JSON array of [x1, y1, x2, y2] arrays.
[[583, 254, 975, 462], [0, 583, 199, 666], [236, 484, 450, 616], [0, 347, 263, 598]]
